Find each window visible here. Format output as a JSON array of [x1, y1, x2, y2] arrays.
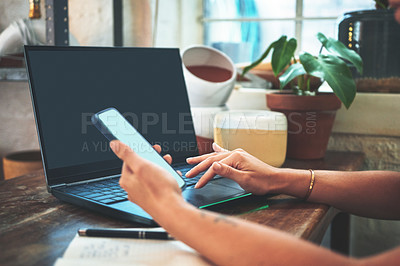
[[203, 0, 374, 63]]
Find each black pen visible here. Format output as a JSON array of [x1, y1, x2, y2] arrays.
[[78, 228, 174, 240]]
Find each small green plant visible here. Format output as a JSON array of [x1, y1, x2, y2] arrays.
[[241, 33, 363, 109]]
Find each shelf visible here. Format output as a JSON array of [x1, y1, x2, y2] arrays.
[[0, 68, 27, 81]]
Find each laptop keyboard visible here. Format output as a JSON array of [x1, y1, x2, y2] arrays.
[[60, 177, 128, 205], [60, 165, 218, 205]]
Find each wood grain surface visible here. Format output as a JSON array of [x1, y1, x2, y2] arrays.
[[0, 151, 364, 265]]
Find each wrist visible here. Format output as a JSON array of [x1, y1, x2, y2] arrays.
[[149, 192, 191, 224], [269, 168, 310, 198]]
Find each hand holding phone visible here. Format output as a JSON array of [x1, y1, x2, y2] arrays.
[[91, 108, 186, 189]]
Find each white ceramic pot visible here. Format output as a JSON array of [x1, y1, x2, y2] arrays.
[[182, 45, 236, 107]]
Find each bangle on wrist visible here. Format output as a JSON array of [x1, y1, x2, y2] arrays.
[[303, 169, 315, 201]]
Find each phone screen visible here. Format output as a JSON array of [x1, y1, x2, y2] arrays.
[[94, 108, 186, 189]]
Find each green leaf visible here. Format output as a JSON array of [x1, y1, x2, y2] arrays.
[[278, 63, 306, 89], [317, 32, 363, 74], [271, 37, 297, 76], [374, 0, 387, 9], [241, 36, 284, 78], [300, 52, 356, 109]]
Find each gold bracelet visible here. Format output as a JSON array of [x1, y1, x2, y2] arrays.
[[304, 169, 315, 201]]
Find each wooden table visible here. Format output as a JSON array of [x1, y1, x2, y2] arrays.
[[0, 151, 364, 265]]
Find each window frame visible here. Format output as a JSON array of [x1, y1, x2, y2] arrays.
[[201, 0, 340, 53]]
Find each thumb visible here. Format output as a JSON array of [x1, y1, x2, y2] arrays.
[[110, 140, 141, 170], [212, 162, 245, 183]]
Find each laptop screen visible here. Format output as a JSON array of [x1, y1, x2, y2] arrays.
[[25, 46, 199, 186]]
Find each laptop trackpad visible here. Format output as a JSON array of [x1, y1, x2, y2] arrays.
[[183, 180, 245, 208]]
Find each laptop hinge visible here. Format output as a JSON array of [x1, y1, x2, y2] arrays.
[[52, 174, 121, 190], [49, 183, 67, 192], [51, 183, 67, 189]]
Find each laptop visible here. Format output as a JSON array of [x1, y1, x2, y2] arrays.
[[24, 45, 250, 225]]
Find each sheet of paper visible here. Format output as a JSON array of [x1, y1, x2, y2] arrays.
[[55, 228, 212, 266]]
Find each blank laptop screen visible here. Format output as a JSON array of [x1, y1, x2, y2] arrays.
[[25, 46, 198, 185]]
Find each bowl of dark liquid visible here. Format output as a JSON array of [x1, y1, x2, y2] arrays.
[[182, 45, 236, 107]]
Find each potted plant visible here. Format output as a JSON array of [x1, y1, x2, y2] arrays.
[[241, 33, 363, 159]]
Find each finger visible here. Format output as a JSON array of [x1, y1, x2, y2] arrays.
[[186, 152, 217, 165], [185, 152, 229, 178], [110, 140, 133, 160], [110, 140, 142, 171], [119, 162, 132, 190], [186, 143, 228, 165], [195, 162, 246, 189], [121, 161, 133, 174], [163, 154, 172, 165], [194, 155, 246, 189], [153, 144, 162, 154], [153, 144, 172, 164], [193, 166, 218, 188], [212, 161, 246, 184], [177, 170, 182, 176], [212, 142, 228, 153]]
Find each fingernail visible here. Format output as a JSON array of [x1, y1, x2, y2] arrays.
[[110, 141, 116, 151], [213, 162, 221, 170], [212, 142, 220, 150], [186, 157, 192, 162], [194, 183, 199, 189], [185, 170, 191, 177]]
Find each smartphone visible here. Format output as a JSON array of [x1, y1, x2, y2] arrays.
[[91, 107, 186, 189]]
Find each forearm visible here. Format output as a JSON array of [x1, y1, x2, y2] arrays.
[[150, 195, 353, 266], [275, 169, 400, 220]]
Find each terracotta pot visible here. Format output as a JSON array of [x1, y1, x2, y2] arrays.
[[196, 136, 214, 155], [266, 92, 341, 159]]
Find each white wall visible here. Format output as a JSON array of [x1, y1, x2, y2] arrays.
[[0, 0, 32, 31], [0, 0, 202, 48]]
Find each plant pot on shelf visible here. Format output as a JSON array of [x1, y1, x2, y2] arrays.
[[338, 9, 400, 93], [242, 33, 362, 158], [181, 45, 237, 107], [266, 92, 341, 159]]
